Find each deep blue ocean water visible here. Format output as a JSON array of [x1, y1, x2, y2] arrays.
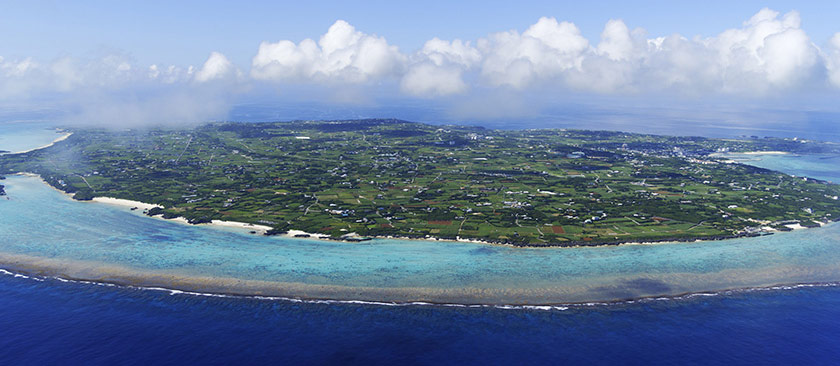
[[3, 122, 840, 364], [225, 102, 840, 143], [2, 272, 840, 365]]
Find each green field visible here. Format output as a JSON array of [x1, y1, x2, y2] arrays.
[[2, 119, 839, 246]]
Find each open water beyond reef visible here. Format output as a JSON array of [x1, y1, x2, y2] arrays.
[[2, 123, 840, 364]]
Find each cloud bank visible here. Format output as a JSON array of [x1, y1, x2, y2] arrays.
[[0, 51, 242, 127], [250, 8, 837, 97], [2, 8, 840, 126]]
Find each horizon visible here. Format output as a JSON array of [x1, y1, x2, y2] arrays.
[[4, 3, 840, 362], [1, 2, 840, 134]]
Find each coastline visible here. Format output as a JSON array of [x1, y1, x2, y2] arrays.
[[8, 131, 73, 155], [274, 222, 835, 249], [738, 151, 791, 155], [207, 220, 273, 234], [92, 197, 160, 211], [710, 151, 791, 157], [9, 172, 836, 247], [4, 174, 840, 306], [12, 173, 273, 235], [95, 197, 273, 234]]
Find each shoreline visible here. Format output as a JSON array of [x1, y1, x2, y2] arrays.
[[95, 197, 272, 234], [4, 174, 840, 306], [738, 151, 791, 155], [273, 223, 836, 249], [97, 198, 274, 235], [92, 197, 161, 211], [7, 131, 73, 155], [709, 151, 791, 157], [12, 173, 273, 235], [9, 172, 835, 248], [207, 220, 273, 234]]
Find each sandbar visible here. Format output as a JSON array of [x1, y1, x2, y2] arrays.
[[10, 131, 73, 154]]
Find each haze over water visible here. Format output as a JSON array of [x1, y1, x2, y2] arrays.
[[227, 103, 840, 143], [4, 3, 840, 362]]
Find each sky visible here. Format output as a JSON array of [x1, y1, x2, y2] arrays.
[[2, 1, 840, 130]]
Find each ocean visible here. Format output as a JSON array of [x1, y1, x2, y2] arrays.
[[2, 272, 840, 365], [225, 103, 840, 143], [0, 122, 66, 154], [716, 152, 840, 183], [4, 173, 840, 305], [2, 122, 840, 364]]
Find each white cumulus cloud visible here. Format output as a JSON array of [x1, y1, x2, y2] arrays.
[[194, 51, 237, 82], [702, 9, 819, 92], [826, 33, 840, 87], [4, 8, 840, 125], [477, 17, 590, 89], [249, 10, 835, 98], [251, 20, 405, 83], [483, 8, 823, 95]]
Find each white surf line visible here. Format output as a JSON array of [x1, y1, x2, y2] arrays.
[[4, 265, 839, 312]]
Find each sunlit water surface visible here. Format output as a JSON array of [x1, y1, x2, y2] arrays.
[[2, 174, 840, 304], [0, 122, 65, 154], [3, 122, 840, 363], [718, 152, 840, 183]]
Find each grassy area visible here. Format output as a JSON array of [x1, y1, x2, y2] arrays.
[[2, 119, 839, 246]]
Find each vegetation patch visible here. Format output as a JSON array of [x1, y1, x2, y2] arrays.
[[2, 119, 839, 246]]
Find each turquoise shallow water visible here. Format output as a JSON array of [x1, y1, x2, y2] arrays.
[[2, 174, 840, 304], [2, 126, 840, 304], [2, 122, 840, 363], [718, 152, 840, 183], [0, 122, 65, 154]]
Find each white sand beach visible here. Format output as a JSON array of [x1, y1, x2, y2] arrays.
[[283, 229, 332, 239], [92, 197, 161, 211], [739, 151, 790, 155], [92, 197, 271, 234], [208, 220, 273, 234], [12, 132, 73, 154]]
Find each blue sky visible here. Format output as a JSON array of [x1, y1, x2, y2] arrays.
[[2, 1, 840, 128], [3, 1, 839, 66]]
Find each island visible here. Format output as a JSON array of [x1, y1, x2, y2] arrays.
[[1, 119, 839, 246]]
